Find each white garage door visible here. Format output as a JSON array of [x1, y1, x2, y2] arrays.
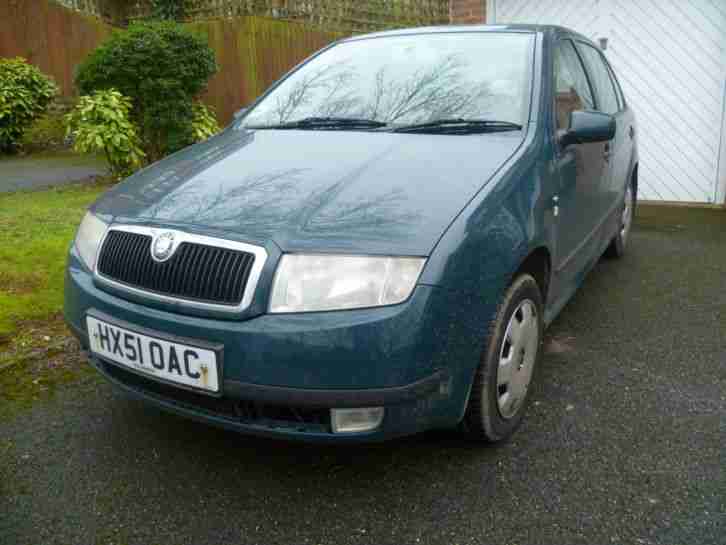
[[487, 0, 726, 204]]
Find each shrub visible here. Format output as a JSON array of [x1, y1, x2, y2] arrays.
[[75, 21, 217, 162], [191, 102, 220, 142], [150, 0, 185, 21], [65, 89, 145, 178], [0, 58, 58, 153], [21, 112, 68, 152]]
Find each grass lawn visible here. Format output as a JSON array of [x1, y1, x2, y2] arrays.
[[0, 181, 111, 336], [0, 180, 113, 417]]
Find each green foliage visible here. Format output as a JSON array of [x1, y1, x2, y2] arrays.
[[191, 102, 220, 142], [150, 0, 186, 21], [75, 21, 218, 162], [0, 58, 58, 153], [21, 112, 67, 152], [65, 89, 145, 178]]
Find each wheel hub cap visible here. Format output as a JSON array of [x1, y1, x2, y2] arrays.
[[497, 300, 539, 419]]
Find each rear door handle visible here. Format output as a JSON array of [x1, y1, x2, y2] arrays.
[[628, 126, 635, 139], [603, 143, 611, 162]]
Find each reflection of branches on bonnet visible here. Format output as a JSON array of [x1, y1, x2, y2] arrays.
[[146, 167, 422, 238], [288, 156, 423, 238], [95, 129, 255, 216], [105, 121, 422, 237], [304, 187, 421, 237], [130, 129, 255, 201], [145, 168, 306, 227]]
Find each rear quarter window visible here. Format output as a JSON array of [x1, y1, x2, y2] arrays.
[[604, 59, 626, 110], [576, 42, 620, 115]]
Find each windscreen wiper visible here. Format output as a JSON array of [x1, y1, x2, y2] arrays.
[[248, 117, 389, 130], [392, 119, 523, 134]]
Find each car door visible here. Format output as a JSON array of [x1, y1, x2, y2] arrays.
[[575, 41, 628, 225], [551, 38, 608, 284]]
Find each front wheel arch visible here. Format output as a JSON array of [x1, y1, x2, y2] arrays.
[[511, 246, 552, 307]]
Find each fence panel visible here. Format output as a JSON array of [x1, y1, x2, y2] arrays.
[[191, 16, 342, 122], [0, 0, 113, 96], [128, 0, 450, 31]]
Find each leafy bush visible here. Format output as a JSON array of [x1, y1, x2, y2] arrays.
[[65, 89, 145, 178], [0, 58, 58, 153], [75, 21, 217, 162], [191, 102, 220, 142], [21, 112, 68, 152], [150, 0, 185, 21]]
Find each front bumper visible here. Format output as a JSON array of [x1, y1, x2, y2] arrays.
[[78, 342, 450, 443], [65, 250, 489, 442]]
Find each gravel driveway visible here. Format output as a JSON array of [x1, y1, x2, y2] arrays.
[[1, 205, 723, 545]]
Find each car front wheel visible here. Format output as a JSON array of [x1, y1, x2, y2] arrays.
[[461, 274, 543, 443]]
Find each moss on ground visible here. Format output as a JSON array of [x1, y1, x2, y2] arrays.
[[0, 180, 112, 418], [636, 203, 726, 235], [0, 314, 97, 421]]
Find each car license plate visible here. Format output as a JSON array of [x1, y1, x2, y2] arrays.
[[86, 315, 220, 393]]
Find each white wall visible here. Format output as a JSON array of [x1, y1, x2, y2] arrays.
[[717, 26, 726, 205], [489, 0, 726, 204]]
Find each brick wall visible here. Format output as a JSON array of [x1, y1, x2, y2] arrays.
[[450, 0, 486, 24]]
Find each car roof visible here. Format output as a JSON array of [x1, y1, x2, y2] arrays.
[[344, 24, 596, 48]]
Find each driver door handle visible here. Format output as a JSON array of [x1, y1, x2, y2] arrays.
[[603, 143, 612, 162]]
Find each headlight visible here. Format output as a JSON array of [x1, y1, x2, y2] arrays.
[[74, 212, 108, 271], [269, 254, 426, 313]]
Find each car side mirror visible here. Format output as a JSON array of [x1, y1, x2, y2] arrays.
[[560, 110, 615, 147], [233, 107, 248, 121]]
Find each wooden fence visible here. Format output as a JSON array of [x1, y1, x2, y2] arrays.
[[132, 0, 451, 32], [53, 0, 450, 32], [0, 1, 112, 98], [191, 16, 342, 122], [0, 1, 342, 123]]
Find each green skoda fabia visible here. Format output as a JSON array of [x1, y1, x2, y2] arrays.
[[65, 24, 638, 442]]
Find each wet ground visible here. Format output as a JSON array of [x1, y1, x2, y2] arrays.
[[1, 205, 724, 545], [0, 151, 107, 193]]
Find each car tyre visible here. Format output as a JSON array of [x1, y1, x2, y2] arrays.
[[461, 274, 543, 443], [605, 176, 637, 259]]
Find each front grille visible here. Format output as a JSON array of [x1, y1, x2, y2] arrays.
[[97, 230, 256, 306], [101, 360, 332, 433]]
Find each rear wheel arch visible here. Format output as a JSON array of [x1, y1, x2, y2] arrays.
[[630, 162, 639, 193]]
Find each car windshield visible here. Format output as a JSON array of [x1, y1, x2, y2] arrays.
[[242, 32, 535, 131]]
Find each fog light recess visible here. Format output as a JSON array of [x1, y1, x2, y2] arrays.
[[330, 407, 384, 433]]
